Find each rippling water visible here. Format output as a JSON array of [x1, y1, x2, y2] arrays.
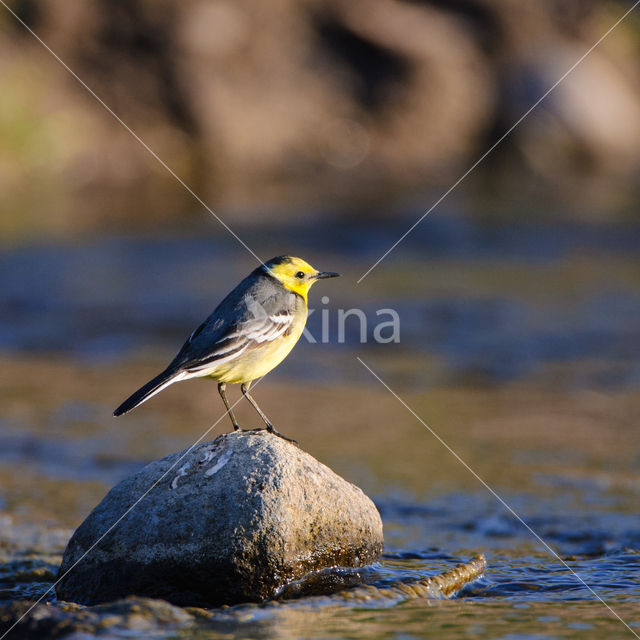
[[1, 213, 640, 638]]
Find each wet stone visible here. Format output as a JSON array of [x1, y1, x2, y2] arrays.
[[55, 431, 384, 607], [0, 597, 194, 639]]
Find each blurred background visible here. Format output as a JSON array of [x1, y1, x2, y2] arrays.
[[3, 0, 640, 237], [1, 1, 640, 637]]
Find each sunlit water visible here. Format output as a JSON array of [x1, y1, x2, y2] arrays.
[[1, 212, 640, 638]]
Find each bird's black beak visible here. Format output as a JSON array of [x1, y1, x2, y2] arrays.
[[313, 271, 340, 279]]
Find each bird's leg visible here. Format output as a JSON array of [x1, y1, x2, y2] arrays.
[[241, 382, 297, 444], [218, 382, 240, 431]]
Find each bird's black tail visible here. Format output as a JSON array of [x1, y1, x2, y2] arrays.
[[113, 368, 180, 416]]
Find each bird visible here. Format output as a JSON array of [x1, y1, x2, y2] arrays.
[[113, 256, 339, 442]]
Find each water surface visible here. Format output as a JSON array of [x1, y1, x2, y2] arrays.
[[1, 213, 640, 638]]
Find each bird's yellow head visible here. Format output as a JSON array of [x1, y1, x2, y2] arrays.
[[264, 256, 339, 299]]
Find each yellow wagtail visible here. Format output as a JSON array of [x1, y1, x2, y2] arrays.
[[114, 256, 339, 442]]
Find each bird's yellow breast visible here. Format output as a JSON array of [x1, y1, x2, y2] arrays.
[[204, 312, 307, 384]]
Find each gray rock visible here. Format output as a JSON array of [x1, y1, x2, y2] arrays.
[[55, 431, 383, 607], [0, 597, 194, 639]]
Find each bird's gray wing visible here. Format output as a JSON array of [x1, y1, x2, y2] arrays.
[[169, 272, 301, 374]]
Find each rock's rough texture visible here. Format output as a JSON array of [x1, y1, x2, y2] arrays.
[[55, 431, 383, 607]]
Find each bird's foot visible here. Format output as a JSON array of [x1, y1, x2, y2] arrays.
[[232, 424, 298, 444], [266, 424, 298, 445], [233, 426, 261, 435]]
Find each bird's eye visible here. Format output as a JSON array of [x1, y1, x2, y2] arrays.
[[295, 271, 305, 279]]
